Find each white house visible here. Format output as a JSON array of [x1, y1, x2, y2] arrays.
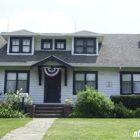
[[0, 29, 140, 105]]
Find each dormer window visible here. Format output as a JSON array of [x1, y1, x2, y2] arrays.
[[55, 39, 66, 50], [74, 38, 96, 54], [10, 37, 32, 53], [41, 39, 52, 50]]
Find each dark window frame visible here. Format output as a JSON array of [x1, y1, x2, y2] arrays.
[[10, 37, 32, 53], [74, 38, 96, 54], [120, 71, 140, 95], [73, 71, 98, 95], [41, 39, 52, 50], [55, 39, 66, 50], [4, 70, 30, 93]]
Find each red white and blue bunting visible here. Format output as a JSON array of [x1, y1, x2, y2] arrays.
[[43, 67, 61, 77]]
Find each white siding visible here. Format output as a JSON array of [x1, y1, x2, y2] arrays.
[[61, 69, 73, 103], [1, 66, 140, 104], [29, 68, 44, 104], [98, 69, 120, 97], [0, 68, 5, 99], [34, 37, 72, 51]]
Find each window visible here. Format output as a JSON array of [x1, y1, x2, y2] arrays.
[[73, 71, 98, 95], [5, 71, 30, 93], [10, 37, 32, 53], [120, 72, 140, 94], [74, 38, 96, 54], [55, 39, 66, 50], [41, 39, 52, 50]]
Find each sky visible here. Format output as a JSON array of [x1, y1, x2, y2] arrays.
[[0, 0, 140, 34]]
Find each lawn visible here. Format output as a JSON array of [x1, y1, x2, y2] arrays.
[[0, 118, 32, 138], [43, 118, 140, 140]]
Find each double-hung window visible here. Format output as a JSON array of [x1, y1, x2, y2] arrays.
[[73, 71, 98, 95], [41, 39, 52, 50], [10, 37, 32, 53], [5, 71, 30, 93], [55, 39, 66, 50], [74, 38, 96, 54], [120, 72, 140, 94]]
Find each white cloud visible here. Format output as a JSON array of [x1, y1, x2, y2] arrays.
[[0, 9, 74, 33]]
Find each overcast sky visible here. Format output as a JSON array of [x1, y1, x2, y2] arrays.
[[0, 0, 140, 33]]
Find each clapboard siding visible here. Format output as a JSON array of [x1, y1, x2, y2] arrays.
[[98, 69, 120, 97], [61, 69, 73, 103], [29, 69, 44, 104], [1, 66, 140, 104], [34, 37, 72, 51], [0, 68, 5, 99]]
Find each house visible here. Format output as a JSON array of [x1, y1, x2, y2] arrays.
[[0, 29, 140, 105]]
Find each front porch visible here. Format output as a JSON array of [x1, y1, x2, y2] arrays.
[[30, 55, 74, 104]]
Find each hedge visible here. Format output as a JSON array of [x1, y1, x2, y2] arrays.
[[110, 95, 140, 110]]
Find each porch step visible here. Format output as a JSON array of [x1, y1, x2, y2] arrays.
[[34, 104, 64, 118]]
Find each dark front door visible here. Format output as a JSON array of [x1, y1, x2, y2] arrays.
[[44, 72, 61, 103]]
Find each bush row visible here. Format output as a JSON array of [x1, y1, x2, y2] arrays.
[[110, 95, 140, 110], [69, 86, 140, 118]]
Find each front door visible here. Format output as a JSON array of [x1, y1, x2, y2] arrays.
[[44, 72, 61, 103]]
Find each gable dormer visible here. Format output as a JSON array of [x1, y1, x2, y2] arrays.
[[1, 30, 104, 56], [1, 29, 36, 55], [70, 30, 104, 56]]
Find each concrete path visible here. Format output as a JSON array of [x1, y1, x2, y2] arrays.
[[1, 118, 56, 140]]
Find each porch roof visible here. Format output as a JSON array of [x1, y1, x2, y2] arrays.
[[30, 55, 74, 70]]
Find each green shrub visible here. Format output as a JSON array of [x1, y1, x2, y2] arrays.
[[133, 108, 140, 118], [113, 102, 134, 118], [70, 86, 114, 118], [110, 95, 140, 110], [0, 89, 28, 118]]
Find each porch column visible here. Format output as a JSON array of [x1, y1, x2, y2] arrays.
[[64, 68, 67, 86], [38, 66, 42, 86]]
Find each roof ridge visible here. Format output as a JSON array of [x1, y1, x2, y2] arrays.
[[71, 30, 98, 34]]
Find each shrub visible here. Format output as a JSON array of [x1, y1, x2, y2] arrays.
[[0, 89, 28, 118], [110, 95, 140, 110], [70, 86, 114, 118], [113, 102, 134, 118], [5, 89, 22, 110], [133, 108, 140, 118]]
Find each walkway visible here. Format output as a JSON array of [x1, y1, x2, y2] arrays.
[[1, 118, 56, 140]]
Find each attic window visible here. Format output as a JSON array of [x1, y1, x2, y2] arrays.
[[55, 39, 66, 50], [74, 38, 96, 54], [10, 37, 32, 53], [41, 39, 52, 50]]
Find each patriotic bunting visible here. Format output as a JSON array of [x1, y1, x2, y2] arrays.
[[43, 67, 61, 77]]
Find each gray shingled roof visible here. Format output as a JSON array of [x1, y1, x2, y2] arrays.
[[0, 45, 97, 65], [96, 34, 140, 66], [0, 33, 140, 67], [71, 30, 98, 35], [1, 29, 37, 36], [0, 35, 6, 48]]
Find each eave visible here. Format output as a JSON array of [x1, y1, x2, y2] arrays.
[[30, 55, 74, 70]]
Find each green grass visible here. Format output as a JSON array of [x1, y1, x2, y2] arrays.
[[0, 118, 32, 138], [43, 118, 140, 140]]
